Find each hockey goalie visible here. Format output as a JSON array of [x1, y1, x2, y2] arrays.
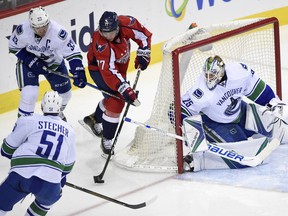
[[177, 55, 287, 172]]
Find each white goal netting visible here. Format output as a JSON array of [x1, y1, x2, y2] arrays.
[[114, 18, 281, 173]]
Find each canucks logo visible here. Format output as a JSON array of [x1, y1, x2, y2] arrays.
[[58, 29, 68, 40], [224, 97, 241, 116]]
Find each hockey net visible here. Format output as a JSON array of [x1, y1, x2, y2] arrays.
[[114, 17, 281, 173]]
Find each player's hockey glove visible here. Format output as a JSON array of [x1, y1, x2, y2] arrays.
[[16, 48, 48, 75], [69, 60, 87, 88], [118, 82, 140, 106], [134, 46, 151, 70], [72, 67, 87, 88]]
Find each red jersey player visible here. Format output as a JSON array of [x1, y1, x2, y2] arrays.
[[82, 11, 152, 154]]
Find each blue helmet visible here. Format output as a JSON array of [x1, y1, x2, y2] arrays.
[[99, 11, 119, 32]]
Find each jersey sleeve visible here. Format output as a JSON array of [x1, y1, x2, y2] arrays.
[[244, 64, 276, 105], [56, 28, 83, 62], [8, 24, 30, 54], [181, 91, 203, 117], [1, 117, 30, 158], [180, 76, 209, 122], [51, 24, 84, 72], [119, 15, 152, 49]]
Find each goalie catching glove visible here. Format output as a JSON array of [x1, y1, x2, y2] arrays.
[[134, 46, 151, 70], [118, 82, 140, 106], [263, 97, 288, 124]]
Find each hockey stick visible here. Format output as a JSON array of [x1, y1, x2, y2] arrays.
[[124, 117, 280, 167], [93, 69, 142, 183], [65, 182, 156, 209], [124, 117, 183, 140], [47, 69, 123, 101]]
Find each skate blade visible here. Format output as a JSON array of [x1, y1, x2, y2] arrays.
[[78, 120, 98, 138]]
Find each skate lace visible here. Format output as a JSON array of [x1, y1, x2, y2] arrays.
[[93, 123, 103, 134], [103, 138, 112, 149]]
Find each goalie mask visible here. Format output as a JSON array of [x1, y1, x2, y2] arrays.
[[41, 91, 62, 114], [99, 11, 119, 41], [203, 55, 225, 90], [29, 6, 50, 37]]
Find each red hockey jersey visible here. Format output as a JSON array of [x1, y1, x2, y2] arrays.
[[87, 15, 152, 91]]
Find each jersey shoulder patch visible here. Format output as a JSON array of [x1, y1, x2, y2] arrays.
[[193, 88, 204, 99], [119, 15, 136, 27], [15, 24, 23, 35], [58, 29, 68, 40]]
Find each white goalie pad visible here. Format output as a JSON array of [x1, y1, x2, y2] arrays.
[[246, 103, 288, 144], [182, 115, 208, 152], [245, 103, 275, 137], [192, 137, 280, 171]]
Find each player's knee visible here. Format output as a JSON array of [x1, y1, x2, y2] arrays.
[[59, 90, 72, 108], [20, 85, 39, 105], [104, 110, 121, 118]]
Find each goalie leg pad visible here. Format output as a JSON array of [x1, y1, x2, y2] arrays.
[[245, 103, 274, 137], [193, 137, 274, 171], [271, 120, 288, 144], [182, 115, 208, 152]]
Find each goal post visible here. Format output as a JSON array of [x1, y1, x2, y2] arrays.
[[114, 17, 282, 173]]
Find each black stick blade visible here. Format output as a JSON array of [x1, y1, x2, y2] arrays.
[[94, 175, 105, 183]]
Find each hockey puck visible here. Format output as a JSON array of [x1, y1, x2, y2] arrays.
[[93, 176, 104, 183]]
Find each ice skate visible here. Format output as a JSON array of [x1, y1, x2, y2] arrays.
[[101, 137, 114, 155], [82, 114, 103, 137], [183, 153, 194, 172]]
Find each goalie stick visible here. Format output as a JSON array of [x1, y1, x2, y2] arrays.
[[65, 182, 156, 209], [124, 117, 280, 167], [93, 68, 142, 183]]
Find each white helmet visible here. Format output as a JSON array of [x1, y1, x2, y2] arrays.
[[203, 55, 225, 90], [29, 6, 50, 28], [41, 91, 62, 114]]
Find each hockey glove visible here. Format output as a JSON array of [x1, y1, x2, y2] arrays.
[[266, 97, 286, 112], [264, 97, 288, 124], [118, 82, 139, 106], [72, 67, 87, 88], [16, 48, 48, 75], [69, 59, 87, 88], [134, 47, 151, 70]]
